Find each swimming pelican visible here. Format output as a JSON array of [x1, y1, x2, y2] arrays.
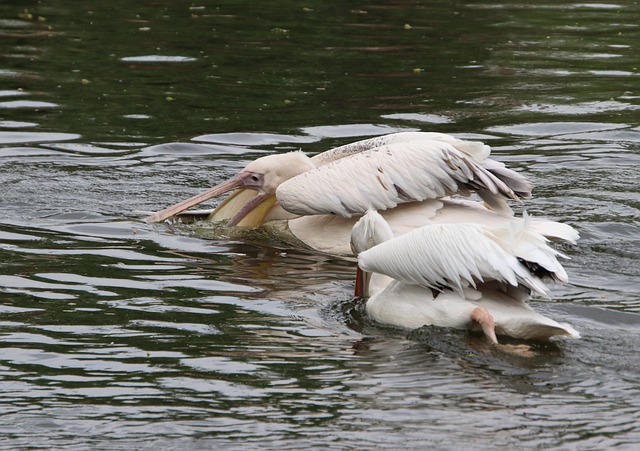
[[145, 132, 533, 256], [351, 209, 579, 342]]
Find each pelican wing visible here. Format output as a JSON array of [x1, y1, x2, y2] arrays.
[[357, 223, 550, 296], [491, 212, 572, 283], [310, 131, 492, 166], [277, 138, 527, 217]]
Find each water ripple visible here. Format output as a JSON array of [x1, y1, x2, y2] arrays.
[[1, 0, 639, 448]]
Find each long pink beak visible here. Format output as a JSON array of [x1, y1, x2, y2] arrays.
[[145, 176, 248, 223]]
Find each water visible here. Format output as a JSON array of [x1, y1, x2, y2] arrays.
[[1, 0, 639, 449]]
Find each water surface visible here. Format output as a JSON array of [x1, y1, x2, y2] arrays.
[[1, 1, 639, 449]]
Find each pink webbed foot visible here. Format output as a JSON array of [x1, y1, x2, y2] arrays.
[[470, 307, 535, 357], [470, 307, 498, 345]]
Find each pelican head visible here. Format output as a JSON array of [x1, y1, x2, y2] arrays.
[[350, 209, 394, 256], [145, 151, 315, 224], [242, 151, 314, 195], [351, 209, 395, 298]]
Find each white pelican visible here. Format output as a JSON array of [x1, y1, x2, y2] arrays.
[[351, 209, 580, 343], [145, 132, 533, 256]]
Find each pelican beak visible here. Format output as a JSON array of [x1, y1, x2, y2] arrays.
[[145, 175, 250, 223], [354, 266, 370, 298], [225, 192, 278, 228]]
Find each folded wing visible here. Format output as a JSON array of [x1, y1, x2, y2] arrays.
[[357, 220, 568, 296], [277, 134, 532, 217]]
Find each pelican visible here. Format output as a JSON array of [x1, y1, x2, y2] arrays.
[[351, 209, 579, 343], [145, 132, 534, 256]]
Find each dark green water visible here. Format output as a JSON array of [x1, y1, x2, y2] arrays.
[[1, 1, 639, 449]]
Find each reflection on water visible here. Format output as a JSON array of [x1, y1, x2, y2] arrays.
[[1, 0, 639, 449]]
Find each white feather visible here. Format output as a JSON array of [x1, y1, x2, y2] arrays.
[[278, 138, 525, 217], [310, 131, 492, 166], [357, 220, 559, 296]]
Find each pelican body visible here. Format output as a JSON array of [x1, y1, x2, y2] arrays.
[[145, 132, 533, 256], [351, 210, 579, 343]]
